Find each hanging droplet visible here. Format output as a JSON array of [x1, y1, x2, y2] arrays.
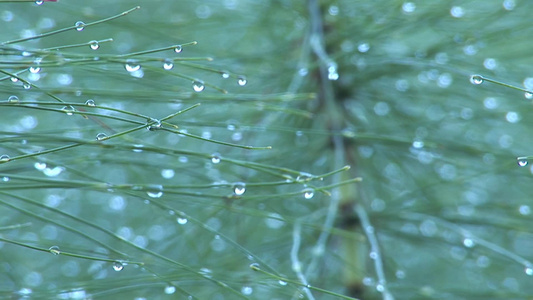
[[278, 280, 287, 286], [211, 153, 221, 164], [237, 76, 247, 86], [192, 80, 205, 92], [146, 185, 163, 198], [8, 95, 19, 103], [49, 245, 61, 255], [89, 40, 100, 50], [174, 45, 183, 53], [233, 182, 246, 196], [125, 60, 141, 72], [0, 155, 10, 162], [525, 266, 533, 276], [34, 162, 47, 171], [249, 263, 260, 270], [517, 157, 528, 167], [35, 0, 44, 5], [470, 75, 484, 85], [177, 217, 188, 225], [23, 82, 31, 89], [525, 92, 533, 99], [221, 71, 230, 79], [112, 261, 124, 271], [147, 118, 162, 131], [302, 188, 315, 199], [163, 59, 174, 70], [75, 21, 85, 31], [29, 66, 41, 74], [10, 77, 19, 83], [61, 106, 75, 116], [164, 285, 176, 294], [85, 99, 96, 106], [96, 133, 108, 141]]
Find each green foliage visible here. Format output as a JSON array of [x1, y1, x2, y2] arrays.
[[1, 0, 532, 299]]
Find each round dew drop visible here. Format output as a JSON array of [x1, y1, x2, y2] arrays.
[[211, 153, 221, 164], [174, 45, 183, 53], [125, 60, 141, 72], [237, 76, 247, 86], [221, 71, 230, 79], [8, 95, 19, 103], [526, 266, 533, 276], [29, 66, 41, 74], [163, 59, 174, 70], [89, 40, 99, 50], [35, 0, 44, 5], [517, 157, 528, 167], [192, 81, 205, 92], [470, 75, 484, 85], [75, 21, 85, 31], [0, 155, 10, 162], [96, 133, 107, 141], [233, 182, 246, 196], [49, 245, 61, 255], [85, 99, 95, 106], [164, 285, 176, 294], [302, 188, 315, 199], [112, 261, 124, 272]]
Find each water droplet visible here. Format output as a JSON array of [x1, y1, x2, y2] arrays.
[[75, 21, 85, 31], [164, 285, 176, 294], [327, 63, 339, 80], [11, 77, 19, 83], [85, 99, 95, 106], [302, 188, 315, 199], [192, 80, 205, 92], [147, 118, 162, 131], [211, 153, 221, 164], [221, 71, 230, 79], [177, 217, 188, 225], [278, 280, 287, 286], [0, 155, 10, 162], [35, 0, 44, 5], [174, 45, 183, 53], [112, 261, 124, 271], [519, 205, 531, 215], [241, 286, 253, 295], [96, 133, 108, 141], [525, 92, 533, 99], [163, 59, 174, 70], [61, 106, 75, 116], [249, 263, 260, 270], [526, 266, 533, 276], [125, 60, 141, 72], [146, 185, 163, 198], [470, 75, 484, 85], [8, 95, 19, 103], [34, 162, 47, 171], [49, 245, 61, 255], [233, 182, 246, 196], [23, 82, 31, 89], [517, 157, 528, 167], [89, 40, 99, 50], [463, 238, 475, 248], [43, 166, 64, 177], [29, 66, 41, 73], [237, 76, 247, 86], [369, 251, 379, 260], [296, 172, 313, 183], [161, 169, 175, 179]]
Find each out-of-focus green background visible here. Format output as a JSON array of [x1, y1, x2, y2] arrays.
[[1, 0, 533, 299]]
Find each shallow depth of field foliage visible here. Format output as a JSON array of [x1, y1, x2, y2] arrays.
[[1, 0, 533, 299]]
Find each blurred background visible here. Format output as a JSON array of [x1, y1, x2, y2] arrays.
[[1, 0, 533, 299]]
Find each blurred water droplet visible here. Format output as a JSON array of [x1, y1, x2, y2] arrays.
[[11, 77, 19, 83], [89, 40, 99, 50], [525, 92, 533, 99], [278, 280, 287, 286], [23, 82, 31, 89], [85, 99, 95, 106], [146, 185, 163, 198], [161, 169, 175, 179], [192, 81, 205, 92], [450, 6, 465, 18], [358, 42, 370, 53], [147, 118, 162, 131], [519, 205, 531, 215], [525, 267, 533, 276], [0, 155, 10, 162], [112, 261, 124, 271], [249, 263, 260, 270], [96, 133, 107, 141], [49, 245, 61, 255], [211, 153, 221, 164], [463, 238, 475, 248], [8, 95, 19, 103], [34, 162, 47, 171], [221, 71, 230, 79], [163, 59, 174, 70], [174, 45, 183, 53], [517, 157, 528, 167], [75, 21, 85, 31], [241, 286, 253, 295], [35, 0, 44, 5], [177, 217, 188, 225], [402, 2, 416, 13], [164, 285, 176, 294], [29, 66, 41, 74], [233, 182, 246, 196], [237, 76, 247, 86], [125, 60, 141, 72], [43, 166, 64, 177], [470, 75, 483, 85], [302, 188, 315, 199]]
